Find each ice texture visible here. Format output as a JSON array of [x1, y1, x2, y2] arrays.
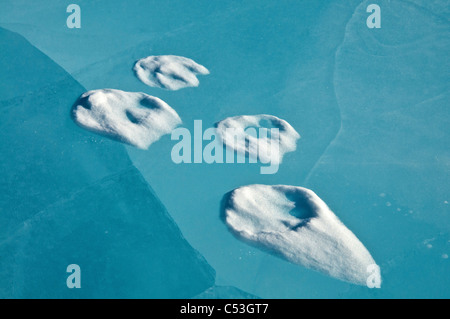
[[194, 286, 260, 299], [72, 89, 181, 149], [222, 184, 380, 286], [216, 115, 300, 164], [133, 55, 209, 90], [2, 0, 449, 299], [0, 27, 215, 298], [306, 0, 450, 230]]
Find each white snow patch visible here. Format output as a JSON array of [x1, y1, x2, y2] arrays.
[[216, 114, 300, 165], [222, 184, 380, 286], [133, 55, 209, 90], [72, 89, 181, 149]]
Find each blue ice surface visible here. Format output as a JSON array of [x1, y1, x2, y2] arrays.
[[0, 27, 214, 298], [0, 0, 449, 298]]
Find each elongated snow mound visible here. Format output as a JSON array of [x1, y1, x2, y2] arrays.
[[222, 184, 380, 286], [133, 55, 209, 90], [216, 115, 300, 164], [72, 89, 181, 149]]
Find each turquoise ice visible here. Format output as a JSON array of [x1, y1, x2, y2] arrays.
[[0, 0, 449, 298], [0, 27, 214, 298]]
